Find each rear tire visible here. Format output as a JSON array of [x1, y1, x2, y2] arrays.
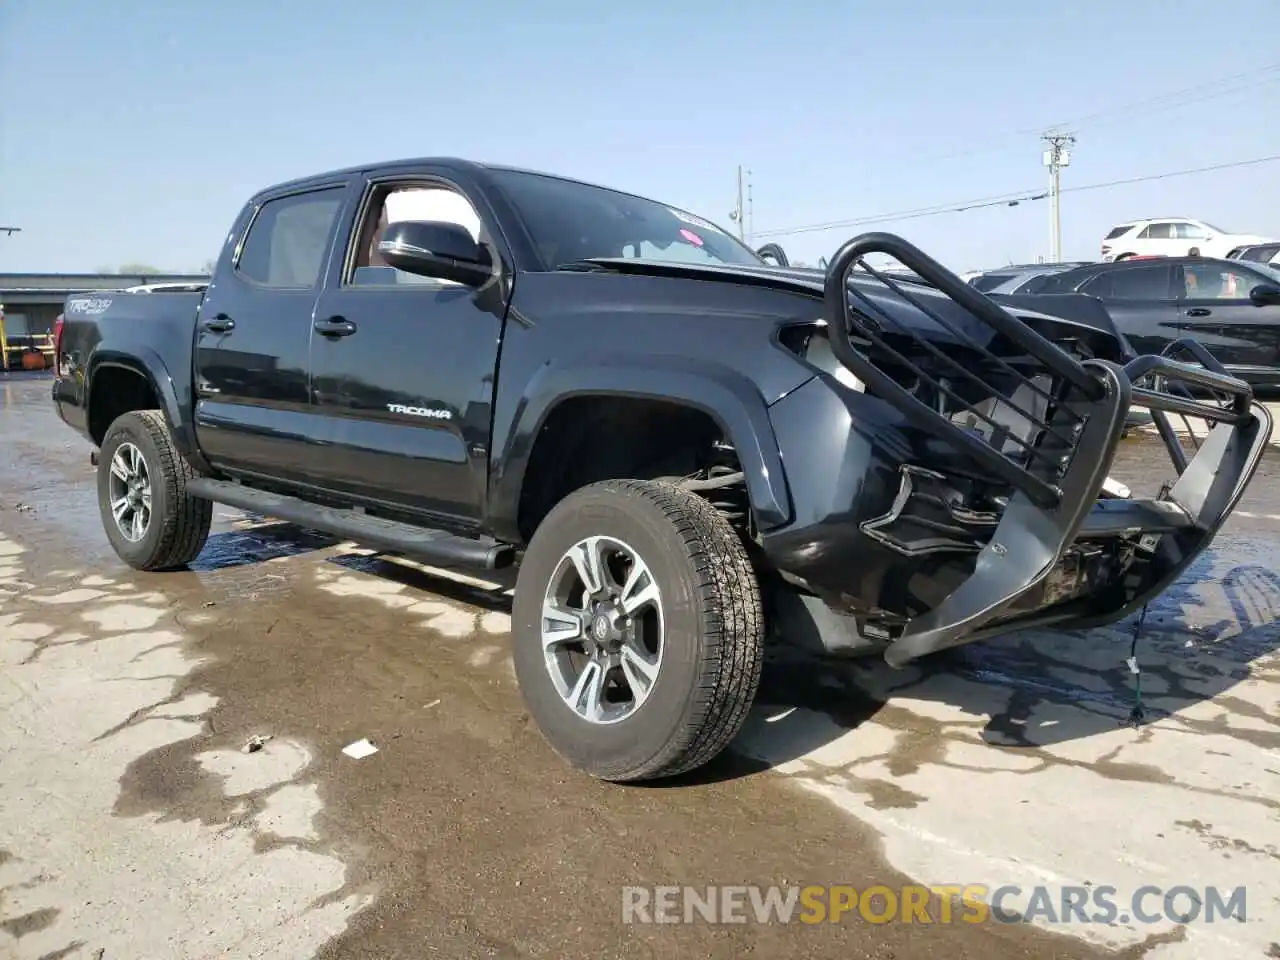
[[97, 409, 212, 571], [510, 479, 764, 782]]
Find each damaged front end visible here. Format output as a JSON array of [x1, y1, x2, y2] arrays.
[[763, 232, 1272, 668]]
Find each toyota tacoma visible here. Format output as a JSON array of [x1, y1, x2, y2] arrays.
[[52, 158, 1273, 782]]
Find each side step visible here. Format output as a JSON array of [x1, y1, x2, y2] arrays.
[[186, 478, 516, 570]]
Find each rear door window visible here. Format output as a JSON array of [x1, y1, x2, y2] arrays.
[[1090, 264, 1171, 300], [236, 187, 346, 288]]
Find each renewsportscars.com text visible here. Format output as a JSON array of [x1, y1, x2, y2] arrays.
[[621, 884, 1247, 926]]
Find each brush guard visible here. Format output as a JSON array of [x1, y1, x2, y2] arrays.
[[821, 232, 1272, 667]]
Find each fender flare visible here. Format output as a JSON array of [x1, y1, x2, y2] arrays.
[[86, 346, 211, 474], [488, 355, 795, 540]]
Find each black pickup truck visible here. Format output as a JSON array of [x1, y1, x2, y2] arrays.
[[52, 158, 1272, 782]]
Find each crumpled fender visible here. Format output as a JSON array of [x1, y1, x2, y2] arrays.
[[487, 353, 800, 541]]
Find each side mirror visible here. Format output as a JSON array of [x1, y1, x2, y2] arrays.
[[1249, 282, 1280, 306], [377, 220, 491, 286]]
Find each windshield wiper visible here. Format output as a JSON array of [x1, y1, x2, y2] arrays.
[[556, 260, 614, 273]]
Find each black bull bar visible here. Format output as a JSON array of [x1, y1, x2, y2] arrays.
[[820, 232, 1273, 668]]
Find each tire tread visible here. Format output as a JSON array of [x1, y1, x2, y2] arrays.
[[100, 409, 212, 571], [587, 478, 764, 781]]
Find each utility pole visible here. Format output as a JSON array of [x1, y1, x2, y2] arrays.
[[729, 165, 745, 241], [745, 168, 754, 245], [1042, 133, 1074, 262]]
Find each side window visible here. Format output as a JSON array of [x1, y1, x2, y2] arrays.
[[1182, 263, 1262, 299], [1139, 222, 1173, 240], [1080, 274, 1112, 297], [349, 183, 483, 287], [1102, 265, 1170, 300], [236, 187, 345, 288], [1173, 222, 1208, 240]]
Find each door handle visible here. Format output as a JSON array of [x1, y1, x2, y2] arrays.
[[314, 316, 358, 338], [202, 314, 234, 333], [1186, 307, 1212, 317]]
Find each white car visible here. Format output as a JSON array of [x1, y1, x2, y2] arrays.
[[1100, 218, 1273, 262]]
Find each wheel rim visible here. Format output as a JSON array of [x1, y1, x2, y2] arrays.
[[107, 442, 152, 543], [541, 535, 664, 725]]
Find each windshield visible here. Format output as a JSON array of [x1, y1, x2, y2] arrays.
[[489, 169, 764, 269]]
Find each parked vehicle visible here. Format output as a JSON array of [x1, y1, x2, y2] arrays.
[[51, 158, 1272, 782], [1226, 242, 1280, 266], [755, 242, 790, 266], [1028, 257, 1280, 388], [1100, 218, 1274, 262], [967, 262, 1093, 295]]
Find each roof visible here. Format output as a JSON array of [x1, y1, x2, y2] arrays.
[[251, 157, 668, 208]]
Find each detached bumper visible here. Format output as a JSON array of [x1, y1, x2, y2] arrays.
[[766, 230, 1274, 669], [881, 394, 1271, 667]]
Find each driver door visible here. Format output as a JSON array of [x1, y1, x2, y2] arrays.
[[307, 171, 512, 527], [1175, 261, 1280, 380]]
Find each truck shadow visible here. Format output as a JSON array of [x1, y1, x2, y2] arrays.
[[687, 558, 1280, 786], [186, 519, 1280, 788], [189, 518, 340, 571]]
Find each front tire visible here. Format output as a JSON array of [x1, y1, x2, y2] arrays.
[[511, 479, 764, 782], [97, 409, 213, 571]]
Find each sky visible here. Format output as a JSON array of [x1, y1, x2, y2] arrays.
[[2, 0, 1278, 275]]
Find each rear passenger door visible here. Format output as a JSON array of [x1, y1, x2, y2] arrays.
[[1079, 262, 1179, 356], [194, 182, 352, 485]]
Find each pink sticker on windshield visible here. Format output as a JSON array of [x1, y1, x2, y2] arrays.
[[679, 228, 704, 247]]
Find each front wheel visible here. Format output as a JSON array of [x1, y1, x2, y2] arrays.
[[510, 479, 764, 782], [96, 409, 213, 571]]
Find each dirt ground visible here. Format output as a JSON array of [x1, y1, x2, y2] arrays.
[[2, 372, 1277, 959]]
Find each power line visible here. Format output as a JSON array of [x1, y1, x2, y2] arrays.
[[854, 60, 1280, 174], [1062, 153, 1280, 196], [752, 153, 1280, 240], [1043, 61, 1280, 133]]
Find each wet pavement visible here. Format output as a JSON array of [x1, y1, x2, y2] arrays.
[[1, 371, 1278, 960]]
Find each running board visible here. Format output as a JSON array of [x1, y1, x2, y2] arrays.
[[185, 478, 516, 570]]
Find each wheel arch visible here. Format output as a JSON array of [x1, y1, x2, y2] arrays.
[[86, 347, 209, 473], [488, 357, 794, 543]]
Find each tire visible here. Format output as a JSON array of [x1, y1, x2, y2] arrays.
[[97, 409, 213, 571], [510, 479, 764, 782], [1115, 253, 1134, 261]]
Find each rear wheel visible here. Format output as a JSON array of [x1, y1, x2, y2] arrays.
[[96, 410, 212, 571], [510, 479, 764, 782]]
